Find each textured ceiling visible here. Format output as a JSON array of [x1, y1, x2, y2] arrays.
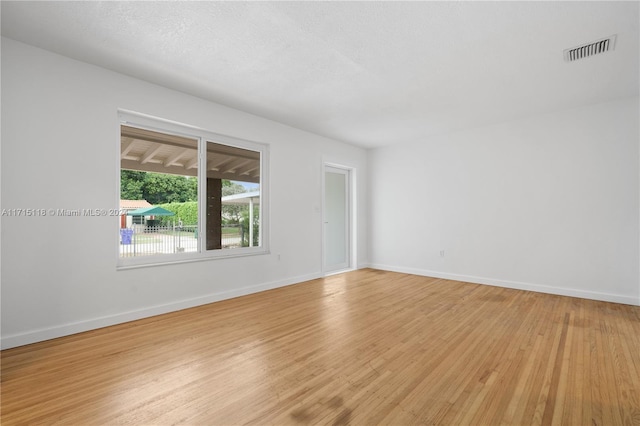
[[2, 1, 638, 148]]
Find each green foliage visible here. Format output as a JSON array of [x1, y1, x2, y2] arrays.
[[120, 170, 197, 204], [222, 180, 246, 196], [156, 201, 198, 226], [143, 174, 197, 204], [222, 180, 250, 225], [240, 206, 260, 247], [120, 170, 145, 200]]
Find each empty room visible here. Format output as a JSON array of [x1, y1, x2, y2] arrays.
[[1, 1, 639, 425]]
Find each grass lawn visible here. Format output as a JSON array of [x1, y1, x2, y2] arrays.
[[222, 227, 240, 235]]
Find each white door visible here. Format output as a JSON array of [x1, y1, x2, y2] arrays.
[[323, 166, 351, 273]]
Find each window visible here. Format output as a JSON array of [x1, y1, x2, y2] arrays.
[[118, 111, 269, 268]]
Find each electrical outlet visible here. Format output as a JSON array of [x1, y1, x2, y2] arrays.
[[440, 250, 445, 257]]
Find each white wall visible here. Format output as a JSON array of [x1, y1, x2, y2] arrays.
[[369, 97, 640, 306], [3, 37, 637, 351], [0, 38, 369, 349]]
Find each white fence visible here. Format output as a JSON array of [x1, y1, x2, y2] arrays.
[[119, 225, 241, 257]]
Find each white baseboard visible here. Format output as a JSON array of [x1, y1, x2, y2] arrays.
[[1, 272, 323, 350], [4, 266, 637, 349], [368, 263, 640, 306]]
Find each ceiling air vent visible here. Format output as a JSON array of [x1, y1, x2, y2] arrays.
[[564, 35, 616, 62]]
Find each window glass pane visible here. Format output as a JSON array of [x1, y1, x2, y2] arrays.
[[120, 125, 198, 258], [206, 141, 261, 250]]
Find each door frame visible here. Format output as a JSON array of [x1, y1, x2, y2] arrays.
[[322, 161, 356, 275]]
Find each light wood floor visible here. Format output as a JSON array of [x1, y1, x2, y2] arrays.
[[2, 269, 640, 425]]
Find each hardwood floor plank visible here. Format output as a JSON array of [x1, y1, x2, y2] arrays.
[[2, 269, 639, 425]]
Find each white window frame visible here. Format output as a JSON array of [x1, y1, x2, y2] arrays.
[[117, 110, 270, 269]]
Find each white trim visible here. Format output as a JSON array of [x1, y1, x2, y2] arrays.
[[116, 247, 270, 270], [115, 110, 124, 267], [221, 191, 261, 203], [322, 162, 356, 276], [1, 271, 322, 350], [324, 268, 356, 277], [368, 263, 640, 307]]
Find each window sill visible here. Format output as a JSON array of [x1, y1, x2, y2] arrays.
[[117, 248, 270, 271]]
